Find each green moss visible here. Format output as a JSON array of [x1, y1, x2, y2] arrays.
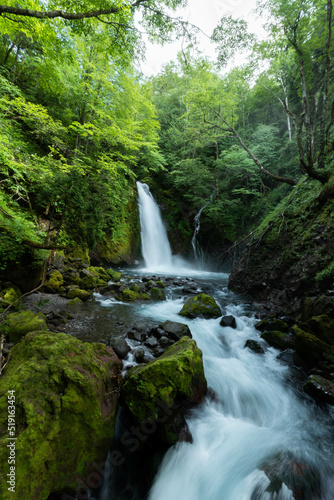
[[67, 288, 92, 301], [302, 315, 334, 345], [179, 293, 221, 319], [0, 331, 122, 500], [294, 325, 332, 366], [150, 287, 166, 301], [3, 310, 47, 343], [2, 286, 21, 305], [122, 337, 207, 443], [255, 318, 289, 333], [107, 269, 121, 281], [67, 247, 90, 264], [122, 289, 141, 301], [155, 281, 165, 289], [261, 331, 292, 350], [45, 270, 64, 293], [68, 297, 83, 306]]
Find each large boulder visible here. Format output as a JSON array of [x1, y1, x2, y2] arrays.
[[303, 374, 334, 404], [178, 293, 221, 319], [301, 315, 334, 345], [293, 325, 333, 367], [261, 331, 294, 350], [0, 331, 122, 500], [4, 310, 47, 343], [44, 270, 64, 293], [161, 320, 192, 341], [121, 337, 207, 444]]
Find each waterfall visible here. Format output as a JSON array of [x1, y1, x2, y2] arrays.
[[137, 181, 173, 270], [191, 192, 214, 267]]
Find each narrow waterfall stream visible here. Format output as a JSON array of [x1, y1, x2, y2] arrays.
[[97, 184, 334, 500]]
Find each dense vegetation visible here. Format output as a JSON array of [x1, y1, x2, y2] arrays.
[[0, 0, 333, 279]]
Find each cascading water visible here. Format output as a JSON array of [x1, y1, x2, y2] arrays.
[[137, 181, 173, 271], [191, 192, 214, 268]]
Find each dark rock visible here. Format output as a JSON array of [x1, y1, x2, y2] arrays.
[[111, 337, 130, 359], [276, 349, 295, 364], [133, 347, 146, 363], [159, 336, 173, 347], [244, 339, 265, 354], [150, 287, 166, 301], [261, 331, 294, 350], [144, 337, 159, 349], [161, 320, 192, 341], [301, 315, 334, 345], [255, 318, 289, 333], [293, 325, 332, 367], [127, 325, 148, 342], [303, 374, 334, 404], [220, 315, 237, 329], [149, 326, 165, 339]]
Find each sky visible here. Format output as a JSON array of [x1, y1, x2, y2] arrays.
[[137, 0, 267, 76]]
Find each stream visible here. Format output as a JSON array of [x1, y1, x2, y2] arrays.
[[91, 182, 334, 499]]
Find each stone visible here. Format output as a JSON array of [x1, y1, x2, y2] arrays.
[[159, 336, 173, 347], [122, 289, 141, 301], [161, 320, 192, 341], [302, 315, 334, 345], [2, 286, 21, 304], [178, 293, 221, 319], [220, 315, 237, 329], [0, 331, 122, 500], [144, 337, 159, 348], [293, 325, 332, 367], [155, 281, 165, 289], [255, 318, 289, 333], [127, 327, 148, 342], [303, 374, 334, 404], [121, 337, 207, 444], [244, 339, 265, 354], [67, 288, 92, 301], [107, 269, 122, 282], [133, 347, 146, 363], [4, 310, 47, 343], [67, 297, 83, 306], [110, 337, 130, 359], [150, 287, 166, 300], [44, 270, 64, 293], [261, 331, 294, 350]]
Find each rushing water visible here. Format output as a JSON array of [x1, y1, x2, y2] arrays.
[[96, 183, 334, 500]]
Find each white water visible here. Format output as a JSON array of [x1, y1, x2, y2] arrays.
[[137, 182, 174, 271], [191, 192, 214, 267], [98, 186, 334, 500], [143, 290, 334, 500]]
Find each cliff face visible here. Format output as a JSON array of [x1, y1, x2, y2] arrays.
[[228, 177, 334, 317]]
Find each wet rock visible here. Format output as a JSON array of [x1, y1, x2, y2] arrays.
[[0, 331, 122, 500], [301, 315, 334, 345], [255, 318, 289, 333], [127, 325, 148, 342], [303, 374, 334, 404], [149, 326, 165, 339], [293, 325, 332, 367], [4, 310, 47, 343], [111, 337, 131, 359], [150, 287, 166, 301], [244, 339, 265, 354], [159, 336, 173, 347], [133, 347, 146, 363], [144, 337, 159, 349], [161, 320, 192, 341], [220, 315, 237, 329], [178, 293, 221, 319], [121, 337, 207, 445], [261, 331, 294, 350], [277, 349, 295, 364], [67, 288, 92, 301]]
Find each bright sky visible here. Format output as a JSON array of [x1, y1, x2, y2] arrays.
[[137, 0, 267, 76]]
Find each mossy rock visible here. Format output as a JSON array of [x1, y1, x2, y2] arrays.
[[0, 331, 122, 500], [3, 310, 47, 343], [2, 286, 21, 305], [155, 281, 165, 289], [178, 293, 221, 319], [302, 315, 334, 345], [44, 270, 64, 293], [122, 289, 141, 301], [67, 288, 92, 301], [150, 287, 166, 301], [67, 297, 83, 306], [261, 331, 293, 350], [79, 268, 108, 289], [255, 318, 289, 333], [107, 269, 121, 282], [130, 283, 141, 292], [121, 337, 207, 444], [293, 325, 332, 366], [303, 374, 334, 404], [66, 247, 90, 264]]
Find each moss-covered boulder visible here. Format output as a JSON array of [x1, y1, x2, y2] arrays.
[[4, 310, 47, 343], [301, 315, 334, 345], [0, 331, 122, 500], [293, 325, 332, 367], [1, 286, 21, 305], [178, 293, 221, 319], [121, 337, 207, 444], [255, 318, 289, 333], [122, 289, 141, 301], [150, 287, 166, 301], [261, 331, 293, 350], [44, 270, 64, 293], [79, 267, 109, 289], [67, 288, 92, 301], [303, 374, 334, 404], [107, 269, 121, 282]]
